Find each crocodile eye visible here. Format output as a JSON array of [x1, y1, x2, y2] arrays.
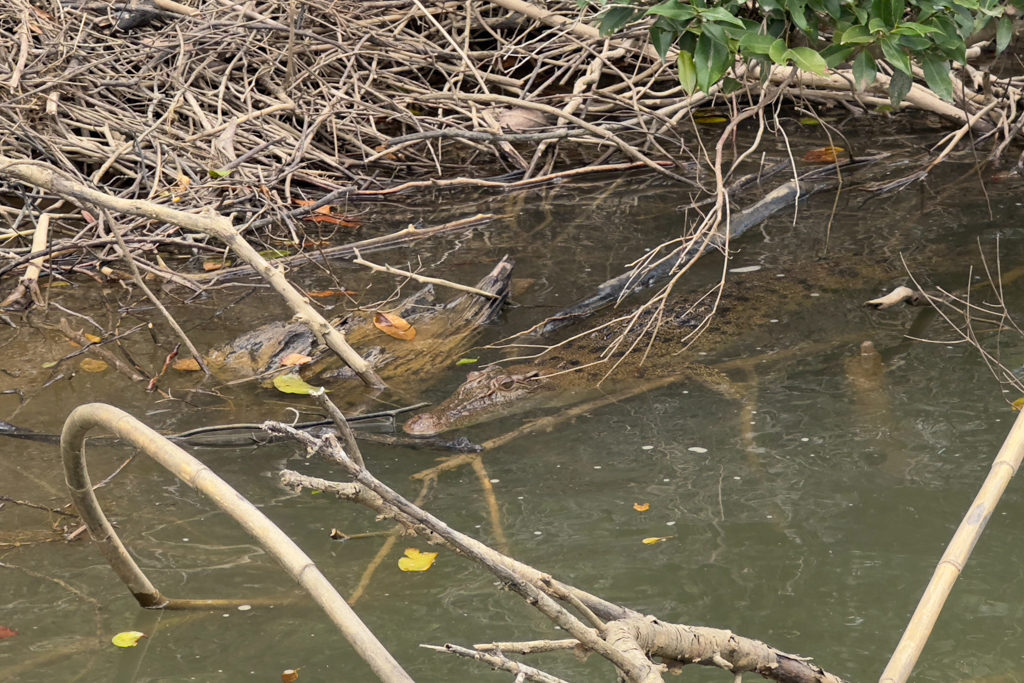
[[495, 376, 516, 391]]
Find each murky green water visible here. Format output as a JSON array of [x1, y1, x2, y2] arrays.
[[3, 120, 1024, 682]]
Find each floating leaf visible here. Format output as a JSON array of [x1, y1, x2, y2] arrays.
[[633, 503, 650, 512], [455, 358, 479, 366], [694, 115, 728, 124], [272, 373, 322, 395], [802, 146, 845, 163], [308, 290, 358, 299], [329, 528, 347, 540], [281, 669, 300, 683], [111, 631, 146, 648], [398, 548, 437, 572], [83, 333, 102, 343], [203, 259, 231, 272], [41, 360, 59, 369], [1012, 397, 1024, 412], [172, 358, 201, 372], [80, 358, 109, 373], [374, 312, 417, 341], [0, 626, 17, 640], [642, 536, 672, 545], [280, 353, 313, 368]]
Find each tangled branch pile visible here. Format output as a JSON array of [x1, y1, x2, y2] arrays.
[[3, 0, 1021, 209]]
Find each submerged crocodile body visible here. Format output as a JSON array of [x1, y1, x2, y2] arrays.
[[404, 260, 882, 436], [206, 257, 513, 390]]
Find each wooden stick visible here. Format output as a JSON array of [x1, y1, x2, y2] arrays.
[[352, 248, 500, 299], [880, 407, 1024, 683]]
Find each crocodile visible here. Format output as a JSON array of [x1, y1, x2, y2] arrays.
[[403, 259, 883, 436], [205, 256, 514, 390]]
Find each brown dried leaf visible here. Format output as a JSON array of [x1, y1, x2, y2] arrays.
[[802, 146, 845, 163], [374, 312, 416, 341], [80, 358, 108, 373], [172, 358, 202, 372], [280, 353, 313, 367]]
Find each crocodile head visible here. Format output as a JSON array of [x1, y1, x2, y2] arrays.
[[403, 364, 550, 436]]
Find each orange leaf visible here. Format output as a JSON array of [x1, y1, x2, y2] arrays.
[[307, 290, 358, 299], [172, 358, 202, 372], [633, 503, 650, 512], [374, 312, 416, 341], [0, 626, 17, 640], [83, 333, 102, 344], [203, 260, 225, 272], [802, 146, 845, 164], [281, 669, 300, 683], [280, 353, 313, 367]]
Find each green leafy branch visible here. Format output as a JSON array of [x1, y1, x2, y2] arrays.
[[591, 0, 1022, 105]]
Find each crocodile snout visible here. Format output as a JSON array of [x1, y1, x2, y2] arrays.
[[403, 412, 444, 436]]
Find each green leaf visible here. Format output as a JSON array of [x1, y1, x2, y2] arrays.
[[889, 68, 913, 106], [739, 32, 778, 55], [921, 53, 953, 101], [649, 24, 675, 61], [853, 50, 877, 89], [840, 24, 874, 44], [996, 15, 1012, 53], [872, 0, 905, 27], [720, 76, 744, 94], [868, 17, 888, 33], [273, 373, 323, 396], [677, 50, 697, 94], [893, 21, 942, 35], [788, 0, 812, 32], [258, 249, 291, 259], [786, 47, 828, 75], [693, 30, 731, 92], [208, 169, 233, 179], [698, 6, 746, 27], [768, 38, 788, 63], [880, 37, 912, 74], [645, 1, 697, 21], [820, 43, 855, 67], [455, 358, 479, 366], [598, 6, 637, 36]]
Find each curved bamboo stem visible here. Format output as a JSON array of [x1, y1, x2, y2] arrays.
[[880, 407, 1024, 683], [60, 403, 411, 683]]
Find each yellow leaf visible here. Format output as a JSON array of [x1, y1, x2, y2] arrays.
[[111, 631, 146, 648], [172, 358, 201, 372], [80, 358, 109, 373], [374, 312, 417, 341], [641, 536, 672, 545], [272, 373, 322, 395], [633, 503, 650, 512], [694, 115, 728, 124], [398, 548, 437, 572], [280, 353, 313, 368], [83, 333, 102, 343], [1013, 397, 1024, 412]]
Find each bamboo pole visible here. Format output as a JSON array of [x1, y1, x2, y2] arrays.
[[61, 403, 412, 683], [880, 407, 1024, 682]]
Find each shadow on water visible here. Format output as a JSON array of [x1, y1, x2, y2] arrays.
[[3, 130, 1024, 681]]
